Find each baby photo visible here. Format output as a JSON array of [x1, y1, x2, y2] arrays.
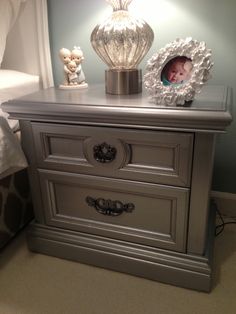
[[161, 56, 193, 86]]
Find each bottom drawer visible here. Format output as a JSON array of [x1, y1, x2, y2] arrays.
[[39, 170, 189, 252]]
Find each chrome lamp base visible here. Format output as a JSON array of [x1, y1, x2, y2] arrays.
[[105, 69, 142, 95]]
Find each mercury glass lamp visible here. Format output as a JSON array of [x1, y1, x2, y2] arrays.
[[90, 0, 154, 95]]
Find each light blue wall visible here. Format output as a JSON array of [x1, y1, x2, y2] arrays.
[[47, 0, 236, 193]]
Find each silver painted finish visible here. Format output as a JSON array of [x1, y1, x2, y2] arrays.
[[3, 85, 232, 291], [38, 169, 189, 252], [31, 123, 193, 187], [19, 121, 46, 224], [187, 133, 216, 255], [2, 85, 232, 132], [27, 222, 213, 292]]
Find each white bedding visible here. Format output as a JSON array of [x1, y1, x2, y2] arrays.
[[0, 69, 40, 179], [0, 69, 40, 129]]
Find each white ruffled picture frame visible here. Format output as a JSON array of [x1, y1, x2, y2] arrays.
[[143, 37, 213, 106]]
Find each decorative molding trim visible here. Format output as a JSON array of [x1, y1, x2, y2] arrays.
[[27, 222, 213, 292], [211, 191, 236, 217]]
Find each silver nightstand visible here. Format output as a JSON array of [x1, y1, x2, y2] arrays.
[[3, 84, 232, 291]]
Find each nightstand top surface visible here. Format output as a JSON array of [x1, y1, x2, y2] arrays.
[[3, 84, 233, 132]]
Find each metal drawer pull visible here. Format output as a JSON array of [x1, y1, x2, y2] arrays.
[[93, 142, 116, 163], [86, 196, 135, 216]]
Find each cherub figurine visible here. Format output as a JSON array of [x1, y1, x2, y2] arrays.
[[59, 46, 88, 89]]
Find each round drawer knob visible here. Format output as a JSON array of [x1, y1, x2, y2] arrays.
[[93, 142, 117, 163]]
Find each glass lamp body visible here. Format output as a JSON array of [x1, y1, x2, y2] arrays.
[[90, 0, 154, 94]]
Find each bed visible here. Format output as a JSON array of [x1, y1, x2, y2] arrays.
[[0, 0, 54, 248]]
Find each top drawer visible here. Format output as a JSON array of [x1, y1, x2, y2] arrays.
[[32, 123, 193, 187]]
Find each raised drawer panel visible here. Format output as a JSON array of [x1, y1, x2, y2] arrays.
[[39, 169, 189, 252], [32, 123, 193, 187]]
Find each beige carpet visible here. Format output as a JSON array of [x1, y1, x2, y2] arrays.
[[0, 223, 235, 314]]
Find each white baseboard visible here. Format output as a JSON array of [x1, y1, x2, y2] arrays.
[[211, 191, 236, 218]]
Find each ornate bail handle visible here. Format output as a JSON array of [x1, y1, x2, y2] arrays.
[[86, 196, 135, 216], [93, 142, 117, 163]]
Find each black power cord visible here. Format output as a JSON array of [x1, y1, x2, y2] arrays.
[[215, 202, 236, 236]]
